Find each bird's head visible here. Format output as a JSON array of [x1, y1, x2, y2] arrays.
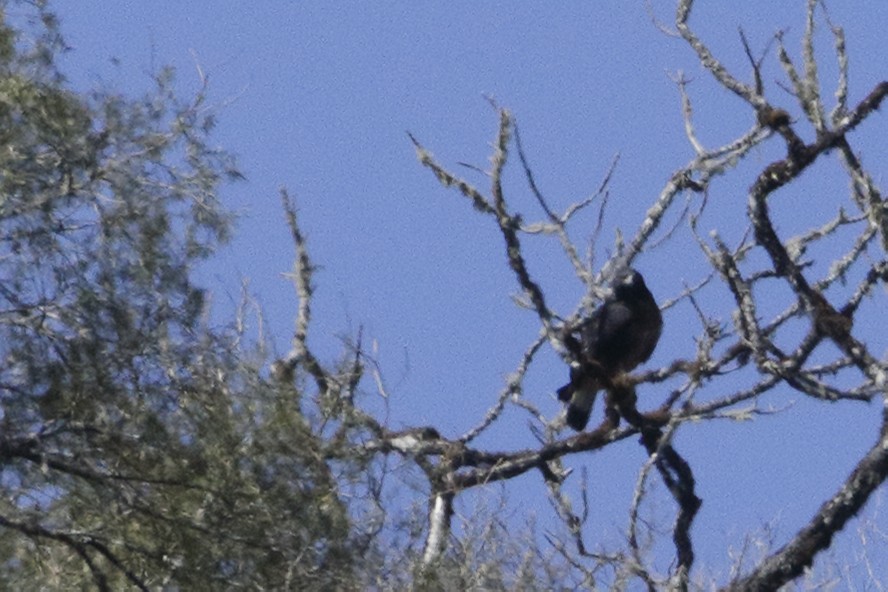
[[613, 269, 647, 299]]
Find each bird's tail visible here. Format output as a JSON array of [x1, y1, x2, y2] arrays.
[[565, 387, 597, 431], [565, 404, 591, 431]]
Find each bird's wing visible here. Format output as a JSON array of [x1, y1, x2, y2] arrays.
[[584, 300, 633, 354]]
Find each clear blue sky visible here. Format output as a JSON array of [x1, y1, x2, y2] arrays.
[[47, 2, 888, 584]]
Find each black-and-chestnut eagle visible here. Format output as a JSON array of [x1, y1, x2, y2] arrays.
[[557, 269, 663, 431]]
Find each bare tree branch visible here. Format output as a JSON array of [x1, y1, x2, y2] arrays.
[[725, 407, 888, 591]]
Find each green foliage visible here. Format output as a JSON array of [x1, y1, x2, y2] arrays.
[[0, 4, 357, 589]]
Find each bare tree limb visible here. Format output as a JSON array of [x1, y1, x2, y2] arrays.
[[725, 407, 888, 591]]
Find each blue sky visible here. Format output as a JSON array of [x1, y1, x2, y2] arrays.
[[47, 2, 888, 584]]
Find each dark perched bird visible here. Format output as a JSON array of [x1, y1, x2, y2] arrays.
[[558, 269, 663, 431]]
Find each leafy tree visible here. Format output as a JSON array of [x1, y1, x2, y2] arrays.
[[0, 4, 357, 589], [1, 1, 887, 590]]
